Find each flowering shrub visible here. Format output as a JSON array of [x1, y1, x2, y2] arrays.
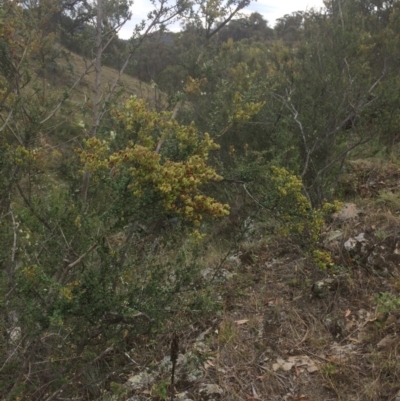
[[232, 153, 341, 245], [250, 165, 339, 242], [78, 97, 229, 224]]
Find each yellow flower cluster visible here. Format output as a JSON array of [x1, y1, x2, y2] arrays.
[[59, 281, 80, 301], [22, 265, 40, 283], [312, 249, 334, 270], [230, 92, 265, 122], [321, 200, 343, 214], [270, 165, 310, 215], [268, 166, 341, 243], [78, 97, 230, 223], [185, 77, 208, 95]]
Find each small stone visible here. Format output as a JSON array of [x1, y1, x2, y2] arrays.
[[201, 268, 213, 279], [377, 334, 397, 350], [127, 372, 154, 389], [311, 278, 337, 297], [354, 233, 366, 242], [199, 383, 223, 397], [344, 237, 358, 251], [193, 341, 211, 354], [175, 391, 194, 401]]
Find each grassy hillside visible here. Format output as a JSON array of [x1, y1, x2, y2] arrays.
[[38, 45, 165, 113]]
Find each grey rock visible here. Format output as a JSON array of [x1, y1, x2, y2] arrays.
[[159, 352, 203, 382], [311, 278, 338, 298], [175, 391, 194, 401], [199, 383, 223, 397], [201, 267, 235, 281], [126, 372, 155, 389], [193, 341, 211, 354]]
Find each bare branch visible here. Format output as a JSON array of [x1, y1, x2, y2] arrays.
[[0, 110, 13, 133], [243, 184, 271, 211], [206, 0, 250, 39], [10, 204, 17, 264], [155, 101, 182, 154], [55, 243, 97, 285]]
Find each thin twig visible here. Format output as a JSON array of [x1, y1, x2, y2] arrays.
[[56, 243, 97, 285], [243, 184, 270, 212], [0, 336, 25, 373], [10, 204, 17, 264]]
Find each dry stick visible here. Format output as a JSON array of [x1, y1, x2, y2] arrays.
[[337, 0, 345, 30], [206, 0, 250, 40], [310, 135, 371, 187], [6, 339, 40, 401], [193, 0, 250, 73], [155, 101, 181, 154], [215, 122, 233, 138], [58, 226, 76, 257], [10, 204, 17, 265], [56, 243, 97, 285], [0, 110, 13, 132], [0, 336, 25, 373], [0, 113, 24, 146], [243, 184, 271, 212], [6, 202, 18, 303], [271, 92, 312, 192], [292, 310, 310, 348], [91, 0, 118, 139], [303, 349, 331, 363]]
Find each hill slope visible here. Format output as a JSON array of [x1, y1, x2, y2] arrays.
[[40, 45, 164, 110]]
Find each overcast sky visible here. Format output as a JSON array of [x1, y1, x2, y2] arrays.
[[118, 0, 326, 39]]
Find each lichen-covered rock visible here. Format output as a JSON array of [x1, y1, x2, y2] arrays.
[[126, 372, 155, 390], [311, 277, 339, 298], [343, 231, 400, 275], [175, 391, 194, 401], [199, 383, 223, 399]]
